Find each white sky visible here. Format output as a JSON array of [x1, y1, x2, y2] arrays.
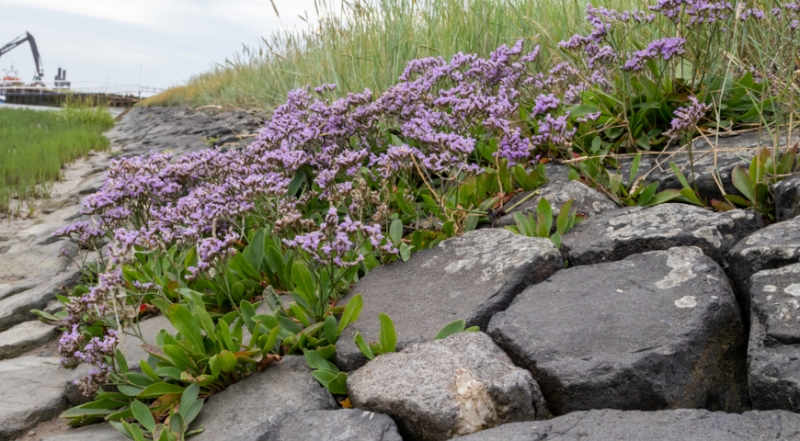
[[0, 0, 318, 90]]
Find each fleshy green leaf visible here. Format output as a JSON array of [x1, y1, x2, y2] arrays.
[[131, 401, 156, 432], [434, 319, 465, 340], [378, 313, 397, 354]]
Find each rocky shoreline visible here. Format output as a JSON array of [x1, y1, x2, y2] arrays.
[[2, 107, 800, 440]]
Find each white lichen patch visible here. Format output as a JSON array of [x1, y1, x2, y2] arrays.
[[692, 226, 722, 248], [655, 247, 702, 289], [763, 285, 778, 293], [785, 284, 800, 297], [675, 296, 698, 308], [450, 368, 496, 437]]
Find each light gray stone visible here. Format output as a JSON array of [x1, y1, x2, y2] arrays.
[[489, 247, 749, 416], [335, 229, 563, 371], [458, 409, 800, 441], [495, 180, 617, 228], [773, 175, 800, 221], [120, 314, 176, 367], [747, 263, 800, 412], [0, 241, 76, 283], [0, 356, 87, 440], [347, 332, 546, 441], [0, 320, 57, 360], [256, 409, 403, 441], [191, 356, 337, 441], [561, 203, 761, 266], [728, 215, 800, 316], [40, 422, 126, 441], [0, 271, 81, 332]]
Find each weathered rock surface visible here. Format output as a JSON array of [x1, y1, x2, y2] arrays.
[[120, 314, 176, 367], [191, 356, 337, 441], [561, 203, 761, 266], [489, 247, 749, 415], [748, 263, 800, 412], [457, 409, 800, 441], [0, 356, 87, 440], [728, 215, 800, 315], [335, 229, 563, 371], [773, 175, 800, 221], [0, 320, 56, 360], [496, 180, 617, 228], [39, 422, 125, 441], [256, 409, 403, 441], [0, 240, 76, 282], [348, 332, 546, 441], [0, 271, 81, 332]]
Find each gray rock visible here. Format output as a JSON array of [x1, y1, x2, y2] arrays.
[[457, 409, 800, 441], [256, 409, 402, 441], [0, 320, 57, 360], [488, 247, 749, 416], [40, 422, 126, 441], [0, 241, 77, 283], [747, 263, 800, 412], [728, 215, 800, 315], [773, 175, 800, 221], [561, 203, 761, 266], [647, 131, 800, 201], [0, 271, 81, 332], [496, 180, 617, 228], [544, 163, 571, 182], [0, 356, 87, 440], [335, 229, 563, 371], [347, 332, 546, 441], [191, 356, 337, 441], [0, 278, 43, 302], [120, 314, 176, 367]]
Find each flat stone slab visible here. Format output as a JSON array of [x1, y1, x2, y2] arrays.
[[0, 271, 81, 332], [39, 422, 125, 441], [192, 356, 337, 441], [348, 332, 546, 441], [0, 356, 86, 440], [495, 180, 617, 228], [0, 320, 57, 360], [0, 240, 76, 283], [257, 409, 402, 441], [748, 263, 800, 412], [120, 314, 176, 367], [728, 215, 800, 314], [335, 229, 562, 371], [561, 203, 761, 266], [773, 175, 800, 222], [488, 247, 748, 415], [457, 409, 800, 441]]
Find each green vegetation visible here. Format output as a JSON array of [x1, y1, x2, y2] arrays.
[[0, 103, 114, 213], [142, 0, 641, 108]]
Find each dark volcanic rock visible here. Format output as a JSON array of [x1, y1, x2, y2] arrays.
[[457, 409, 800, 441], [728, 215, 800, 314], [488, 247, 749, 415], [347, 332, 546, 441], [191, 356, 337, 441], [561, 203, 761, 266], [256, 409, 402, 441], [773, 175, 800, 221], [496, 180, 617, 228], [748, 263, 800, 412], [335, 229, 563, 371]]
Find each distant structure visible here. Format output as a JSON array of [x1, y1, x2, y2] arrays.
[[0, 32, 45, 82]]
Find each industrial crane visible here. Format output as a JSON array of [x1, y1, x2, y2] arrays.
[[0, 32, 44, 81]]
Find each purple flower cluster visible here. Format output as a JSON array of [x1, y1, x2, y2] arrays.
[[650, 0, 733, 25], [623, 37, 686, 71], [54, 221, 106, 248], [663, 96, 712, 139], [60, 326, 117, 395]]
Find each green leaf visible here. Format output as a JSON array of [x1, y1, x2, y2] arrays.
[[323, 314, 338, 344], [731, 166, 755, 202], [464, 326, 480, 332], [115, 349, 129, 374], [137, 382, 185, 399], [338, 294, 362, 334], [549, 232, 562, 248], [395, 193, 415, 215], [169, 412, 186, 436], [399, 243, 412, 262], [291, 261, 317, 306], [636, 182, 659, 206], [263, 326, 280, 353], [378, 313, 397, 353], [556, 199, 574, 235], [304, 349, 330, 371], [669, 162, 692, 190], [354, 331, 375, 360], [442, 221, 456, 237], [643, 189, 682, 206], [679, 188, 705, 206], [535, 212, 549, 238], [287, 170, 306, 197], [118, 385, 145, 397], [389, 219, 404, 245], [311, 370, 348, 395], [131, 401, 156, 432], [265, 246, 285, 275], [629, 154, 642, 188], [166, 304, 205, 354], [219, 350, 238, 373], [435, 319, 466, 340], [139, 360, 161, 383]]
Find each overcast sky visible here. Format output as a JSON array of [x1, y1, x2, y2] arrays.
[[0, 0, 317, 91]]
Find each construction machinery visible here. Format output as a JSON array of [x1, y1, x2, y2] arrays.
[[0, 32, 45, 82]]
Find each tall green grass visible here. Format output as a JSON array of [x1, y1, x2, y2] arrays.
[[143, 0, 642, 108], [0, 105, 114, 213]]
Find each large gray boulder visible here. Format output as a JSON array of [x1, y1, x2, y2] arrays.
[[191, 356, 337, 441], [0, 271, 81, 332], [728, 216, 800, 315], [748, 263, 800, 412], [347, 332, 546, 441], [0, 356, 87, 440], [335, 229, 562, 371], [495, 180, 617, 228], [255, 409, 402, 441], [561, 203, 761, 266], [457, 409, 800, 441], [488, 247, 749, 416], [773, 175, 800, 221]]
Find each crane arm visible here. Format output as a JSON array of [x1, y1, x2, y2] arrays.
[[0, 32, 44, 79]]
